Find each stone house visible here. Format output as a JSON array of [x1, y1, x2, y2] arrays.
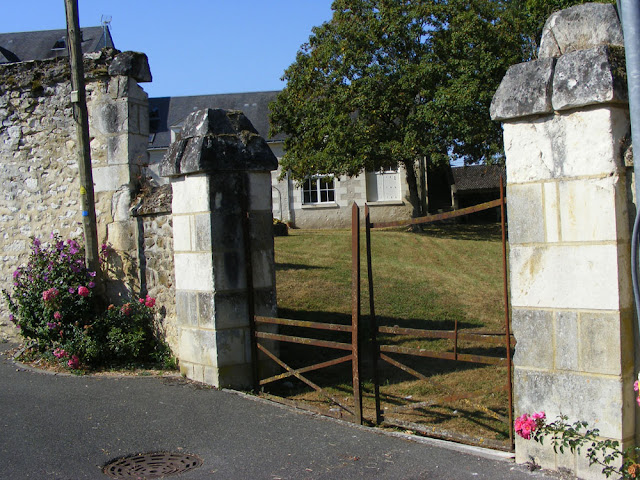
[[147, 93, 414, 229]]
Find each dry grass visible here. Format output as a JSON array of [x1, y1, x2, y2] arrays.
[[267, 223, 511, 448]]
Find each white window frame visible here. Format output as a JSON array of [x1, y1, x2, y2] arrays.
[[302, 176, 336, 205]]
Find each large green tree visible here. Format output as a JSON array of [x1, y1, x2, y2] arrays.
[[269, 0, 614, 216]]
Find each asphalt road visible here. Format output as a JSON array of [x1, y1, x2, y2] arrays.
[[0, 343, 559, 480]]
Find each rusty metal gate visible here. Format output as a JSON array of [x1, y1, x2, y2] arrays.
[[364, 177, 514, 449], [249, 206, 364, 424], [249, 178, 513, 449]]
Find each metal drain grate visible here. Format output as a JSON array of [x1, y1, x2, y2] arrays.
[[103, 452, 203, 479]]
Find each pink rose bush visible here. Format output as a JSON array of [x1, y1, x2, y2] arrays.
[[3, 234, 173, 370]]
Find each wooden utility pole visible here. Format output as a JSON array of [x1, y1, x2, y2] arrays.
[[64, 0, 102, 289]]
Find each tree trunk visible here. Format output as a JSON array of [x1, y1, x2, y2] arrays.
[[404, 160, 424, 228]]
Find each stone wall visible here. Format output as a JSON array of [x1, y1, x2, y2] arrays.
[[132, 185, 177, 348], [491, 4, 634, 478], [0, 49, 157, 343]]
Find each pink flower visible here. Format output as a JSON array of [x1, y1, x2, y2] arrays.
[[77, 286, 90, 297], [634, 380, 639, 393], [121, 303, 132, 316], [515, 413, 544, 440], [42, 287, 59, 302], [68, 355, 80, 369], [53, 311, 62, 321], [144, 295, 156, 308], [53, 348, 67, 359]]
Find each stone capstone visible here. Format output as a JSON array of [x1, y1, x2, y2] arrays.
[[107, 51, 152, 83], [539, 3, 623, 58], [490, 58, 555, 121], [490, 4, 628, 121], [160, 109, 278, 178], [552, 45, 627, 111]]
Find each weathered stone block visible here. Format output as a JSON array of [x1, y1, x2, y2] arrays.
[[248, 172, 273, 211], [558, 175, 628, 243], [490, 58, 555, 121], [552, 46, 627, 112], [93, 164, 130, 192], [196, 292, 215, 327], [578, 312, 623, 375], [210, 212, 244, 250], [215, 327, 250, 367], [514, 435, 557, 472], [171, 214, 192, 252], [194, 213, 212, 252], [212, 250, 246, 291], [178, 327, 218, 367], [514, 369, 627, 438], [251, 249, 275, 290], [107, 51, 152, 83], [554, 311, 578, 371], [175, 291, 197, 327], [171, 174, 210, 214], [91, 100, 128, 135], [174, 252, 213, 291], [539, 3, 623, 58], [505, 183, 544, 244], [504, 107, 628, 184], [509, 244, 624, 310], [512, 309, 554, 369], [106, 220, 136, 251], [206, 292, 250, 330], [111, 188, 131, 222]]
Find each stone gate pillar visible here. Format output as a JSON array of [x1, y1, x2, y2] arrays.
[[491, 4, 634, 478], [161, 108, 278, 388]]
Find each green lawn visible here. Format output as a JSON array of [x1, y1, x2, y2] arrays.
[[269, 223, 511, 448]]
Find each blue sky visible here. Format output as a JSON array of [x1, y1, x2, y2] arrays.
[[0, 1, 335, 98]]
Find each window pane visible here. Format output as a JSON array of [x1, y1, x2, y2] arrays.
[[327, 189, 335, 202]]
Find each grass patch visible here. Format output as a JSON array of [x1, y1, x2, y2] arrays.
[[266, 223, 511, 448]]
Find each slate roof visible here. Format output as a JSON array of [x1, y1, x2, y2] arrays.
[[0, 26, 114, 64], [451, 164, 506, 192], [148, 91, 282, 149]]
